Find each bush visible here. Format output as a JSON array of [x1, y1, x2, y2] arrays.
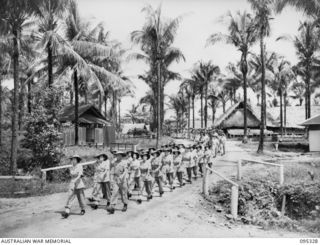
[[209, 176, 300, 231], [21, 87, 63, 173]]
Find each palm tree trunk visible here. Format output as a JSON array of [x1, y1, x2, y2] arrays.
[[98, 92, 102, 112], [192, 96, 195, 128], [47, 42, 53, 88], [284, 92, 287, 135], [241, 52, 248, 143], [305, 90, 308, 120], [104, 95, 107, 118], [211, 99, 216, 125], [10, 29, 19, 175], [306, 65, 311, 119], [258, 38, 266, 153], [27, 79, 32, 113], [188, 96, 190, 138], [280, 88, 283, 136], [0, 79, 2, 147], [200, 90, 203, 128], [18, 78, 25, 130], [204, 83, 208, 128], [112, 91, 117, 129], [156, 61, 161, 148], [118, 99, 121, 129], [74, 69, 79, 146]]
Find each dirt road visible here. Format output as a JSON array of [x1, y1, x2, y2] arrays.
[[0, 141, 314, 237]]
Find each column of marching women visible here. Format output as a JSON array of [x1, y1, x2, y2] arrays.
[[61, 131, 227, 218]]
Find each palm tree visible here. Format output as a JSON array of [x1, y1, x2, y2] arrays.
[[0, 0, 40, 174], [32, 0, 70, 88], [57, 1, 126, 144], [268, 56, 295, 136], [130, 4, 185, 147], [207, 11, 258, 142], [275, 0, 320, 19], [194, 61, 220, 128], [277, 21, 319, 119], [248, 0, 273, 153], [290, 80, 305, 106], [168, 93, 188, 132]]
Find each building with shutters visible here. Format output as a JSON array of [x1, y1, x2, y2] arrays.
[[59, 104, 115, 146]]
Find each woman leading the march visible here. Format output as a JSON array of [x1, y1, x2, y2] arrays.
[[62, 155, 86, 219], [150, 150, 164, 197]]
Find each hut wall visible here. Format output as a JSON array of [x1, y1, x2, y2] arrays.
[[309, 125, 320, 152], [104, 126, 115, 146]]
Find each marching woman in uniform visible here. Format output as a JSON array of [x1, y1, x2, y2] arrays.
[[140, 152, 153, 200], [196, 145, 205, 177], [150, 150, 164, 197], [182, 146, 193, 184], [162, 148, 175, 191], [173, 149, 184, 187], [62, 155, 86, 218], [107, 152, 129, 214], [91, 153, 111, 209], [191, 145, 198, 180], [127, 151, 142, 203]]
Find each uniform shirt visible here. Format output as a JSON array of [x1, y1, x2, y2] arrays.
[[95, 159, 111, 182], [190, 149, 197, 167], [113, 159, 128, 181], [151, 157, 162, 177], [70, 164, 85, 189], [197, 150, 205, 163], [182, 152, 192, 168], [130, 159, 141, 177], [162, 154, 174, 173], [173, 155, 183, 172], [140, 159, 152, 181]]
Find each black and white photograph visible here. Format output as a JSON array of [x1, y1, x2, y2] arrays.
[[0, 0, 320, 240]]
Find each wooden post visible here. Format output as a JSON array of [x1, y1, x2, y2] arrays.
[[202, 165, 208, 196], [237, 160, 242, 180], [231, 185, 239, 219], [281, 195, 286, 215], [41, 171, 47, 183], [279, 164, 284, 185]]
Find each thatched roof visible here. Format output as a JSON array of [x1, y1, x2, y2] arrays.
[[300, 113, 320, 126], [214, 101, 277, 129], [59, 104, 110, 125]]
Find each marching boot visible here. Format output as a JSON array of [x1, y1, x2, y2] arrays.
[[137, 199, 142, 204], [107, 206, 115, 214], [127, 192, 132, 199], [61, 208, 70, 219], [122, 204, 128, 212], [80, 210, 85, 215], [91, 204, 98, 210], [106, 202, 110, 207], [159, 191, 164, 197]]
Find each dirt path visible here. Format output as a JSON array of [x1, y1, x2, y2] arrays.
[[0, 141, 315, 237]]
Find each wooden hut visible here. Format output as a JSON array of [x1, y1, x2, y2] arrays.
[[59, 104, 115, 146], [300, 114, 320, 152], [214, 101, 276, 137]]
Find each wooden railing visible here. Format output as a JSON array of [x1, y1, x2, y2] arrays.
[[110, 142, 137, 152], [202, 158, 285, 219], [203, 165, 239, 219]]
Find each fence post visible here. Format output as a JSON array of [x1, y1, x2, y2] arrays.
[[202, 165, 208, 196], [237, 160, 242, 180], [279, 164, 284, 185], [41, 171, 47, 183], [231, 185, 239, 219]]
